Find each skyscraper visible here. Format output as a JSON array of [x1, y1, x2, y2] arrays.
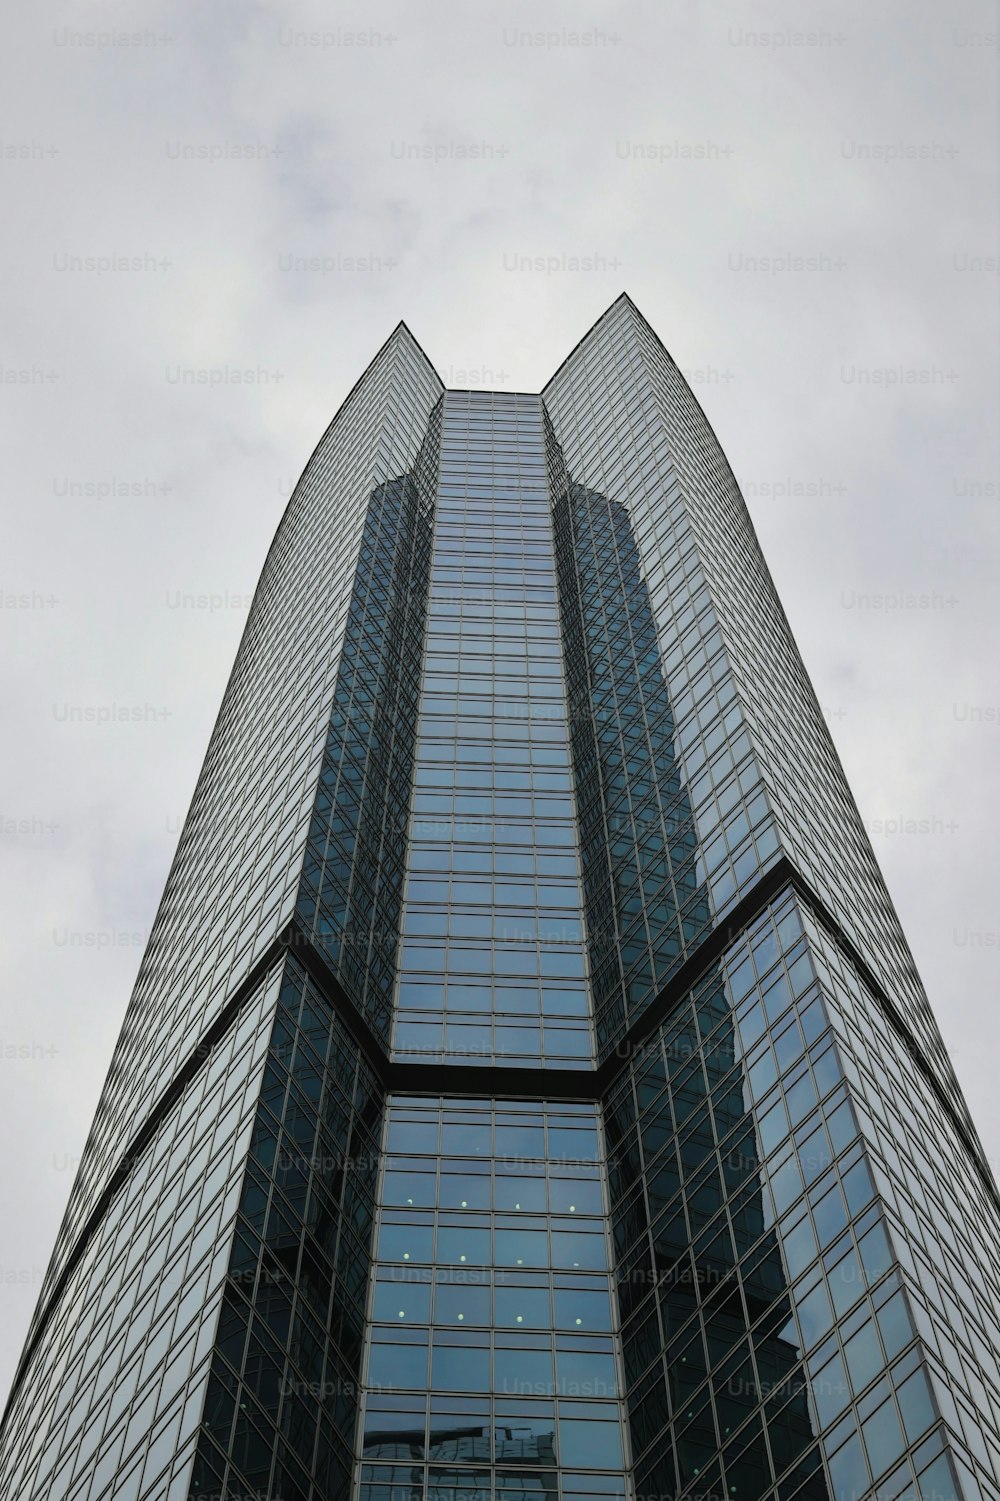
[[2, 294, 998, 1501]]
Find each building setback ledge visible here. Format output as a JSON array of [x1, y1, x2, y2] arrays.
[[5, 854, 996, 1437]]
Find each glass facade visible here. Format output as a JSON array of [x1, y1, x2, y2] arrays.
[[359, 1096, 629, 1499], [394, 391, 592, 1072], [2, 297, 997, 1501]]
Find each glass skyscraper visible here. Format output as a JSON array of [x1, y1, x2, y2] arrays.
[[2, 294, 998, 1501]]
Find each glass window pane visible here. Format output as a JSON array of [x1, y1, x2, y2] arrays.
[[494, 1284, 551, 1328], [553, 1289, 613, 1331], [431, 1342, 491, 1392], [558, 1417, 623, 1469], [494, 1345, 554, 1400], [434, 1281, 491, 1327], [368, 1338, 428, 1391], [437, 1225, 490, 1265], [495, 1230, 549, 1267], [373, 1279, 431, 1325]]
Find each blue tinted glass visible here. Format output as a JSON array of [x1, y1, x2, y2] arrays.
[[812, 1351, 850, 1425], [384, 1171, 435, 1208], [378, 1220, 434, 1263], [494, 1345, 554, 1399], [431, 1342, 491, 1392], [828, 1433, 867, 1501], [797, 1281, 834, 1348], [549, 1179, 602, 1215], [436, 1225, 490, 1265], [556, 1347, 618, 1399], [558, 1417, 622, 1469], [369, 1338, 428, 1390], [917, 1454, 958, 1501], [494, 1283, 551, 1328], [495, 1229, 549, 1268], [548, 1127, 599, 1161], [386, 1120, 438, 1153], [844, 1321, 885, 1390], [494, 1414, 557, 1462], [812, 1184, 849, 1247], [494, 1175, 548, 1212], [829, 1246, 863, 1318], [774, 1206, 816, 1278], [842, 1159, 875, 1217], [373, 1279, 431, 1325], [553, 1289, 613, 1332], [551, 1231, 606, 1270], [876, 1292, 912, 1361], [896, 1367, 934, 1443], [861, 1399, 907, 1478], [434, 1281, 491, 1326], [441, 1122, 491, 1156], [439, 1173, 491, 1210]]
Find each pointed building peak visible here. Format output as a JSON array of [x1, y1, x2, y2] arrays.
[[542, 291, 649, 393], [386, 318, 443, 388]]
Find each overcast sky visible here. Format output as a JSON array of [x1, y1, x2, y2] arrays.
[[1, 0, 997, 1406]]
